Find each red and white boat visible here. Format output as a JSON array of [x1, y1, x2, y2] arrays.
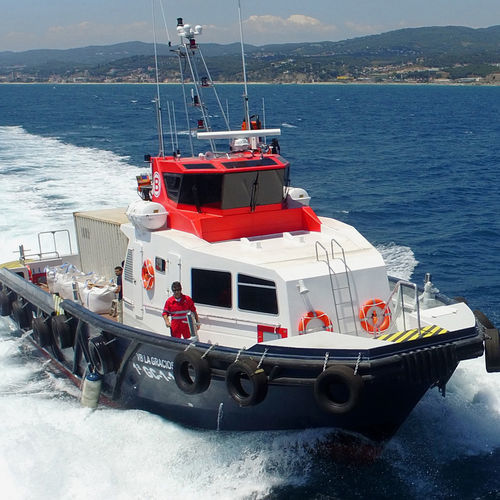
[[1, 13, 498, 454]]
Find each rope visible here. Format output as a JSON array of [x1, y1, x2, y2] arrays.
[[235, 348, 244, 363], [354, 352, 362, 375], [257, 348, 269, 369], [201, 343, 218, 359], [322, 351, 329, 372], [158, 0, 172, 44]]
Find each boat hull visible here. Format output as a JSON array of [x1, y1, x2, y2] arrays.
[[0, 267, 485, 444]]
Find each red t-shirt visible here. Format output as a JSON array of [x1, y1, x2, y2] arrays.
[[162, 294, 197, 339]]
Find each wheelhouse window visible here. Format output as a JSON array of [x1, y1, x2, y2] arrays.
[[238, 274, 278, 314], [164, 173, 222, 207], [192, 269, 231, 308], [221, 169, 286, 209], [163, 168, 288, 209]]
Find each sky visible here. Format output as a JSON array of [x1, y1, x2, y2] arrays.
[[1, 0, 499, 52]]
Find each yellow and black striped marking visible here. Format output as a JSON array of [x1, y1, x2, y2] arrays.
[[53, 294, 64, 315], [377, 325, 448, 343]]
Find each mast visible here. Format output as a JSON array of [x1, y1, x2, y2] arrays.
[[151, 0, 165, 156], [238, 0, 252, 131]]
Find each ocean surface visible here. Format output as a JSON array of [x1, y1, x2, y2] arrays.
[[0, 83, 499, 499]]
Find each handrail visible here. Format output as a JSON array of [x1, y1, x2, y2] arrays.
[[197, 312, 282, 330], [381, 280, 422, 337], [330, 238, 359, 335], [17, 230, 74, 263], [315, 241, 341, 330], [38, 230, 73, 258]]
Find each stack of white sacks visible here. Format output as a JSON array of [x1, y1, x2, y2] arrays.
[[46, 263, 117, 314]]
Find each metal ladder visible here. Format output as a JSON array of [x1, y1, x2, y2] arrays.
[[315, 239, 359, 335]]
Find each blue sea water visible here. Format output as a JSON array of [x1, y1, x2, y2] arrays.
[[0, 83, 499, 499]]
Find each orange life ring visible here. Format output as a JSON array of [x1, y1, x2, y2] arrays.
[[141, 259, 155, 290], [298, 310, 334, 335], [359, 298, 391, 333]]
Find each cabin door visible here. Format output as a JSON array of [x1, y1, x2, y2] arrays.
[[167, 252, 181, 286]]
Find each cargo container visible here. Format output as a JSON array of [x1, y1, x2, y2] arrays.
[[73, 208, 129, 280]]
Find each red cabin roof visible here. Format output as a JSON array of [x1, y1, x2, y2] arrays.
[[149, 152, 321, 242]]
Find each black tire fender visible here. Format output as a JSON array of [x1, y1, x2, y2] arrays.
[[314, 365, 363, 415], [173, 350, 211, 394], [0, 290, 12, 316], [11, 300, 30, 329], [473, 309, 495, 330], [484, 328, 500, 373], [89, 335, 116, 375], [51, 314, 75, 349], [32, 316, 52, 348], [225, 359, 268, 407]]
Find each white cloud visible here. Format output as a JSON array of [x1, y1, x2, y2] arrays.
[[246, 14, 335, 32]]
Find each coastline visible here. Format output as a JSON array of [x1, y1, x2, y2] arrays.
[[1, 80, 499, 86]]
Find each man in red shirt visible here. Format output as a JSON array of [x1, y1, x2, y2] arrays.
[[162, 281, 199, 339]]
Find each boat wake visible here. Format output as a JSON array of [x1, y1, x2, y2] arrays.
[[2, 314, 498, 499], [378, 242, 418, 281], [0, 126, 138, 262]]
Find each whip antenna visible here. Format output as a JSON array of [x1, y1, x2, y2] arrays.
[[152, 0, 165, 156], [238, 0, 251, 131]]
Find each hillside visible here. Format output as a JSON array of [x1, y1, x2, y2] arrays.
[[1, 25, 499, 84]]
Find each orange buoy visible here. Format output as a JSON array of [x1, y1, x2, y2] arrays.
[[359, 298, 391, 333], [141, 259, 155, 290], [298, 310, 334, 335]]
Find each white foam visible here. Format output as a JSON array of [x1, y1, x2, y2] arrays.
[[377, 242, 418, 281], [0, 126, 137, 262], [0, 318, 330, 499]]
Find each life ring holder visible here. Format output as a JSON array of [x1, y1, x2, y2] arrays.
[[359, 298, 391, 334], [141, 259, 155, 290], [298, 310, 334, 335], [173, 350, 211, 394], [225, 359, 268, 407], [314, 365, 363, 415]]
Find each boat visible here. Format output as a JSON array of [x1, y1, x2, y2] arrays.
[[1, 10, 499, 454]]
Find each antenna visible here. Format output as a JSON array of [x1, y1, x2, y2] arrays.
[[151, 0, 165, 156], [238, 0, 251, 131]]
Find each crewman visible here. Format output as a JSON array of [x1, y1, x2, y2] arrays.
[[162, 281, 199, 339]]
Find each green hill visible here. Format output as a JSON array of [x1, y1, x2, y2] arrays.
[[1, 25, 499, 83]]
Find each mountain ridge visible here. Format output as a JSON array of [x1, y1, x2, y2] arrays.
[[1, 25, 499, 83]]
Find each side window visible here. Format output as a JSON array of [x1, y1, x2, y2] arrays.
[[192, 269, 231, 308], [164, 173, 182, 202], [238, 274, 278, 314]]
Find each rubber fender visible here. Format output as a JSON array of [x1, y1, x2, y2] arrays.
[[11, 300, 30, 330], [173, 350, 211, 394], [51, 314, 75, 350], [81, 370, 102, 409], [0, 291, 12, 316], [484, 328, 500, 373], [473, 309, 495, 330], [314, 365, 363, 415], [225, 359, 268, 407], [88, 335, 116, 375], [32, 316, 52, 348]]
